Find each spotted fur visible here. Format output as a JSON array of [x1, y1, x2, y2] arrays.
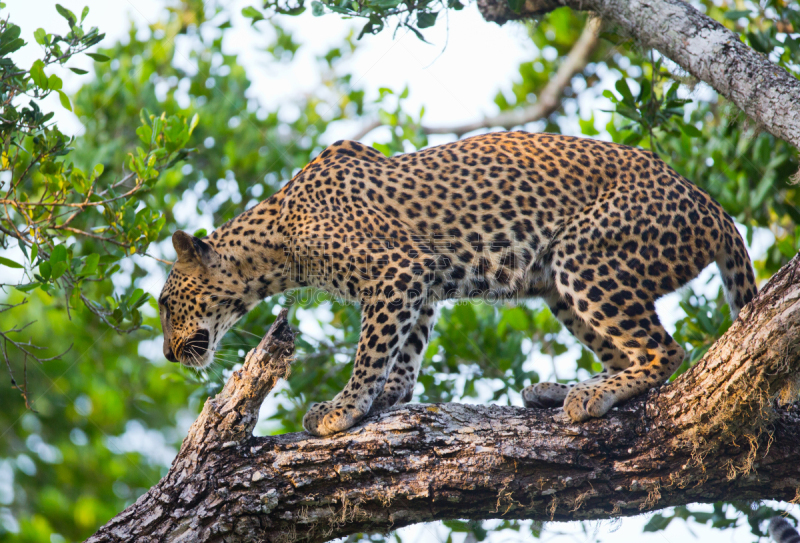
[[770, 517, 800, 543], [158, 131, 756, 436]]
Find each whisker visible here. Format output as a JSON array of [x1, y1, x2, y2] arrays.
[[213, 356, 239, 363], [231, 327, 263, 338]]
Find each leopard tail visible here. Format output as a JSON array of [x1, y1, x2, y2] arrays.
[[770, 517, 800, 543], [715, 213, 757, 320]]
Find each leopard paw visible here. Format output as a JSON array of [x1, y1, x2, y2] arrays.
[[563, 385, 616, 422], [302, 400, 366, 437], [521, 382, 571, 408]]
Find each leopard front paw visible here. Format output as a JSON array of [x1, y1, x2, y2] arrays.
[[521, 382, 570, 408], [563, 385, 616, 422], [302, 400, 366, 437]]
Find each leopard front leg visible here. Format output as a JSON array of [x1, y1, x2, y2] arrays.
[[368, 303, 437, 415], [303, 296, 423, 436]]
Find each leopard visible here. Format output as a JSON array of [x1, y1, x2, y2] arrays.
[[157, 131, 756, 437]]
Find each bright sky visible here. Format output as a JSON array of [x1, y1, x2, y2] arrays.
[[8, 2, 795, 542]]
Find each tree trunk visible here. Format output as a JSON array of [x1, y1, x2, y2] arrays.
[[86, 252, 800, 543], [474, 0, 800, 152]]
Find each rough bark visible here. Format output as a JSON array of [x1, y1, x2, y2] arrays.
[[86, 253, 800, 543], [352, 17, 601, 140], [474, 0, 800, 151]]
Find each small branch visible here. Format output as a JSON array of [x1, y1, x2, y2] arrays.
[[352, 17, 601, 141], [187, 309, 297, 446], [0, 173, 141, 208]]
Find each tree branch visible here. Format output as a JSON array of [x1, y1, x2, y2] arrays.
[[352, 17, 601, 141], [86, 253, 800, 542], [474, 0, 800, 151]]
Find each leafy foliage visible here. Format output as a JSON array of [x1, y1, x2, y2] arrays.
[[0, 3, 203, 409], [244, 0, 464, 41], [644, 502, 797, 538]]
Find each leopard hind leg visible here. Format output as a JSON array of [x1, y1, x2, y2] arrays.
[[550, 258, 686, 422], [522, 290, 631, 409]]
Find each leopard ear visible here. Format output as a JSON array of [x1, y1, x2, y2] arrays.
[[172, 230, 215, 267]]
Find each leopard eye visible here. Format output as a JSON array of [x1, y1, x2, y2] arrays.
[[159, 299, 170, 319]]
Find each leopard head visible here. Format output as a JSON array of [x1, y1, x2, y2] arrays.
[[158, 231, 256, 368]]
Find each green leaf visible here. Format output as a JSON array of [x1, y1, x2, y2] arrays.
[[241, 6, 264, 23], [0, 22, 21, 46], [57, 90, 72, 111], [321, 4, 347, 14], [50, 244, 67, 264], [55, 4, 77, 27], [373, 142, 392, 157], [370, 0, 402, 7], [30, 244, 38, 263], [186, 114, 199, 136], [0, 256, 23, 269], [579, 117, 600, 136], [79, 253, 100, 276], [81, 6, 89, 22], [130, 289, 149, 309], [0, 36, 24, 56], [724, 10, 751, 20], [72, 173, 90, 194], [39, 261, 52, 281], [500, 307, 529, 333], [51, 261, 68, 280], [193, 228, 207, 238], [417, 12, 438, 28], [622, 131, 643, 146], [643, 513, 674, 532], [777, 237, 797, 258], [311, 1, 326, 16], [30, 59, 48, 89], [48, 74, 63, 90], [33, 28, 47, 45], [614, 78, 635, 104], [15, 282, 41, 293], [98, 255, 120, 266], [136, 124, 152, 145], [679, 122, 702, 138], [69, 67, 89, 75], [86, 52, 110, 62]]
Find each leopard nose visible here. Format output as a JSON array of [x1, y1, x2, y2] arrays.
[[164, 343, 178, 363]]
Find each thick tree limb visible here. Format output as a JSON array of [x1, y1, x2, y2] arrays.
[[351, 18, 601, 141], [475, 0, 800, 151], [86, 253, 800, 542]]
